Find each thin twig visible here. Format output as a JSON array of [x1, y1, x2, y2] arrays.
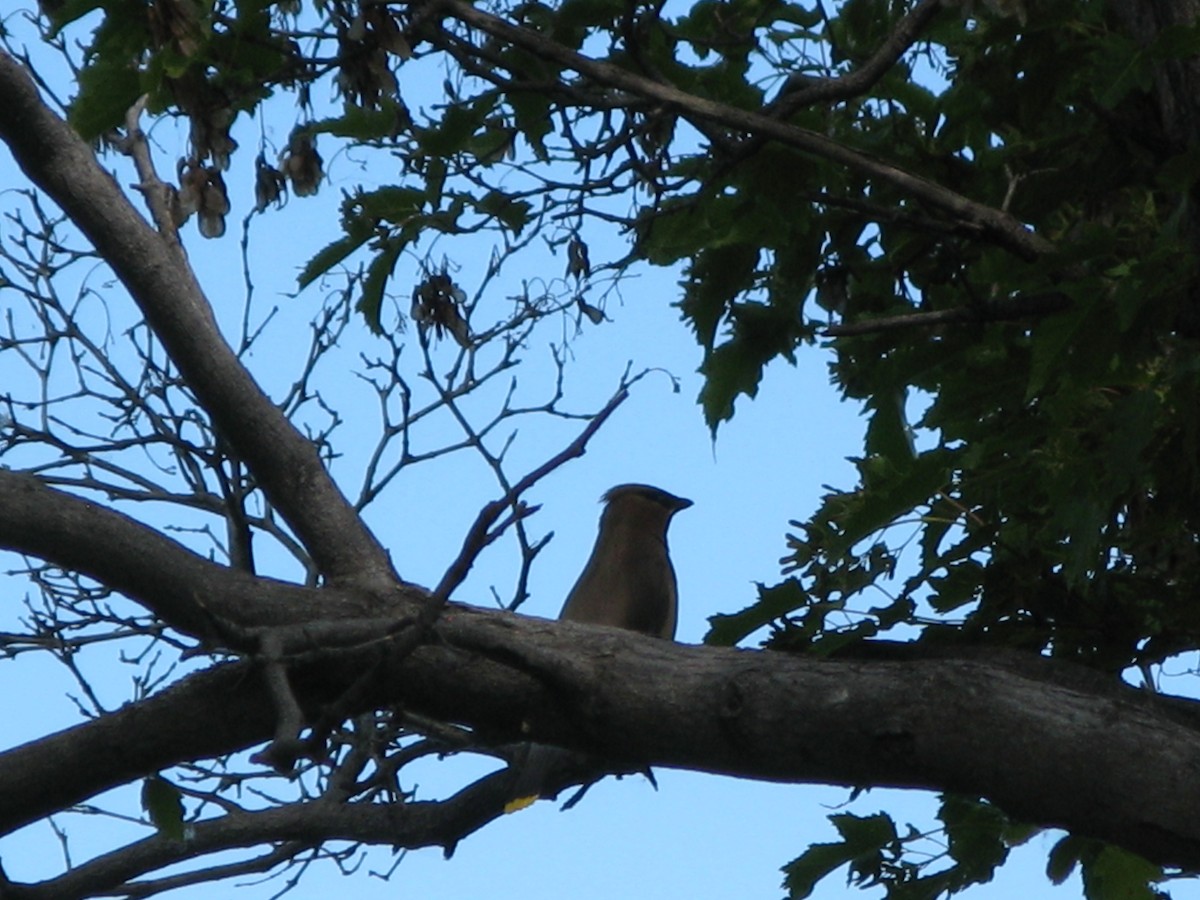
[[822, 292, 1070, 337], [429, 387, 629, 602]]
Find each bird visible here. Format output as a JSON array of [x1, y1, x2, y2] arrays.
[[506, 483, 692, 811], [558, 483, 692, 637]]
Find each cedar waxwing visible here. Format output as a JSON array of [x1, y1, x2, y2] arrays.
[[507, 483, 692, 811], [558, 483, 692, 637]]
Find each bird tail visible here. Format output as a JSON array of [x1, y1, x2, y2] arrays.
[[505, 743, 565, 813]]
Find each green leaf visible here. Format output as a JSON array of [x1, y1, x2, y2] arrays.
[[832, 811, 898, 880], [69, 58, 142, 140], [46, 0, 104, 31], [358, 239, 405, 334], [509, 91, 553, 161], [555, 0, 624, 30], [1048, 836, 1166, 900], [1081, 845, 1164, 900], [826, 450, 954, 559], [425, 157, 448, 208], [298, 224, 374, 289], [926, 560, 984, 613], [705, 579, 809, 646], [682, 242, 761, 350], [804, 618, 879, 656], [698, 297, 802, 429], [1002, 822, 1042, 848], [1047, 835, 1084, 885], [310, 105, 407, 141], [67, 3, 152, 138], [782, 812, 897, 899], [1025, 300, 1089, 400], [477, 191, 532, 234], [697, 334, 766, 427], [354, 186, 427, 223], [864, 386, 914, 462], [782, 842, 860, 899], [141, 774, 185, 841], [940, 796, 1010, 884], [418, 102, 488, 157], [773, 2, 823, 27]]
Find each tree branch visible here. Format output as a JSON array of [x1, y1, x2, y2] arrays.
[[6, 772, 516, 899], [0, 470, 362, 636], [0, 51, 394, 587], [430, 387, 629, 601], [4, 603, 1200, 871], [768, 0, 946, 116], [0, 662, 269, 838], [429, 0, 1054, 261], [822, 292, 1072, 336]]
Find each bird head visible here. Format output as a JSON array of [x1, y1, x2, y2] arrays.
[[600, 484, 693, 530]]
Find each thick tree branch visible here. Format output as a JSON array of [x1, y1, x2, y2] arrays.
[[428, 0, 1055, 262], [0, 662, 271, 839], [0, 470, 381, 635], [3, 604, 1200, 871], [0, 51, 393, 587]]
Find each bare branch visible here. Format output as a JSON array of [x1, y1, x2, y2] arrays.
[[0, 51, 394, 586], [430, 387, 629, 603], [111, 96, 185, 247], [6, 770, 518, 900]]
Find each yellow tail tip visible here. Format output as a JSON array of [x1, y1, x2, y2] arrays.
[[504, 794, 539, 814]]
